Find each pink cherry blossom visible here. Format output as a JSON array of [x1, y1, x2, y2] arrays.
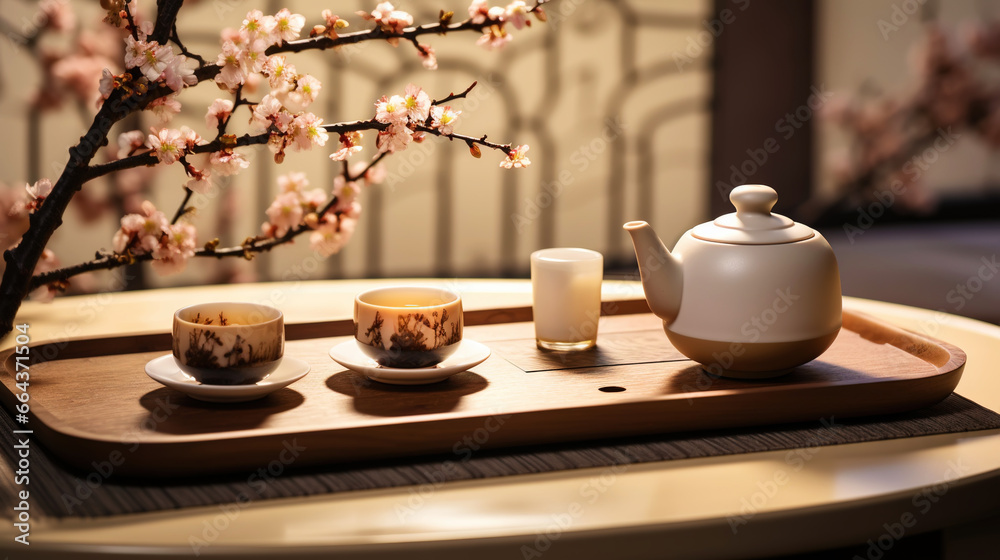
[[161, 55, 197, 92], [151, 222, 197, 276], [0, 185, 30, 252], [249, 94, 287, 134], [374, 94, 408, 124], [361, 2, 413, 37], [99, 68, 115, 101], [39, 0, 75, 32], [403, 84, 431, 122], [205, 98, 234, 130], [288, 112, 329, 151], [332, 175, 353, 201], [185, 175, 213, 195], [263, 55, 296, 89], [242, 10, 278, 44], [376, 122, 413, 153], [137, 20, 155, 39], [221, 26, 245, 47], [123, 36, 147, 69], [310, 214, 357, 257], [51, 54, 112, 107], [215, 41, 246, 91], [469, 0, 490, 24], [241, 38, 269, 74], [210, 150, 250, 176], [118, 130, 146, 159], [430, 105, 461, 135], [279, 74, 322, 112], [25, 179, 53, 201], [330, 131, 364, 161], [273, 9, 305, 44], [315, 10, 349, 39], [278, 172, 309, 192], [505, 1, 529, 30], [477, 24, 511, 50], [341, 200, 362, 220], [147, 94, 182, 122], [500, 144, 531, 169], [147, 128, 185, 165], [331, 177, 363, 215], [358, 162, 387, 184], [125, 36, 175, 81], [417, 43, 437, 70], [301, 188, 327, 209], [113, 200, 169, 255], [178, 126, 202, 150], [265, 191, 305, 236]]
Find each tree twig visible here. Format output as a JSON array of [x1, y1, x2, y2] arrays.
[[430, 81, 478, 106]]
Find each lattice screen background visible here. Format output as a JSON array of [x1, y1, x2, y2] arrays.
[[0, 0, 711, 290]]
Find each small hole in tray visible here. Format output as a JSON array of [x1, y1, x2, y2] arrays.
[[599, 386, 626, 393]]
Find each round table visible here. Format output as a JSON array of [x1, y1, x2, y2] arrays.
[[2, 279, 999, 559]]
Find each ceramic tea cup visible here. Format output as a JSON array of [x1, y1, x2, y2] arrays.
[[172, 302, 284, 385], [354, 286, 463, 368]]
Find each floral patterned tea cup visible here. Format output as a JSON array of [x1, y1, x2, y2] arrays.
[[172, 302, 284, 385], [354, 287, 463, 368]]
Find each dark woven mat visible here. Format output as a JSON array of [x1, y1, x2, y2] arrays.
[[3, 393, 1000, 519]]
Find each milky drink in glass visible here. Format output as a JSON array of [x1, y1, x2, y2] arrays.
[[530, 248, 603, 351]]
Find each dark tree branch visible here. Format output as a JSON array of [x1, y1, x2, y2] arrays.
[[430, 81, 478, 106], [171, 188, 194, 224], [83, 120, 384, 181], [170, 23, 206, 66], [122, 0, 139, 41]]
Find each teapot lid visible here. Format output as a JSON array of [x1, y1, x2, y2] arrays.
[[691, 185, 814, 245]]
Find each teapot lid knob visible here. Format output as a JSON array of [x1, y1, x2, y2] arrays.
[[730, 185, 778, 217], [689, 184, 816, 245]]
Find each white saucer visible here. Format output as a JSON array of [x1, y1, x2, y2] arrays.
[[144, 355, 310, 403], [329, 339, 491, 385]]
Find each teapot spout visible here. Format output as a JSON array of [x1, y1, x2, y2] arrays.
[[623, 221, 682, 324]]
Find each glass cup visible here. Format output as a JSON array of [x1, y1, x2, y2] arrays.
[[530, 248, 603, 351]]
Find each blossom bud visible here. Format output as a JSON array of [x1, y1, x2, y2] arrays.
[[304, 213, 320, 229]]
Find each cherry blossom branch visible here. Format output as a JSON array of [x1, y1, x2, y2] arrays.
[[82, 120, 378, 181], [348, 152, 389, 182], [169, 23, 206, 67], [0, 0, 184, 335], [171, 188, 194, 224], [216, 85, 248, 136], [1, 1, 543, 337], [430, 81, 479, 107], [136, 0, 550, 114], [416, 125, 513, 155], [122, 1, 140, 41]]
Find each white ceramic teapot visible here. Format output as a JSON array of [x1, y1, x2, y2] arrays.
[[624, 184, 842, 378]]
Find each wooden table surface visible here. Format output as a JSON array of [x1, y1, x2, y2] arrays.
[[2, 279, 1000, 559]]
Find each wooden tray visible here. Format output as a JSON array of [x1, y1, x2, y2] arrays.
[[0, 303, 965, 477]]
